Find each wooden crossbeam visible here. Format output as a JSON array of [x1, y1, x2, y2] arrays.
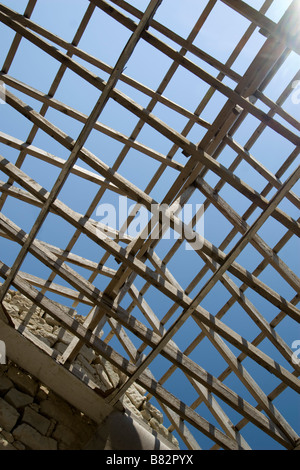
[[127, 283, 252, 449], [0, 258, 293, 449], [0, 76, 184, 172], [1, 211, 299, 400], [4, 83, 300, 239], [0, 262, 252, 450], [0, 5, 299, 148], [0, 0, 299, 450], [0, 0, 164, 302], [221, 0, 300, 55], [109, 160, 300, 442], [87, 0, 300, 145], [196, 176, 300, 293], [1, 0, 37, 74], [1, 148, 299, 325], [0, 1, 97, 216]]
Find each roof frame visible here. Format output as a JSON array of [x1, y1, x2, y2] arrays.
[[0, 0, 299, 450]]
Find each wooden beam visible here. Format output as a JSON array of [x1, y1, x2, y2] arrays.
[[0, 0, 297, 447], [224, 135, 300, 210], [107, 0, 242, 83], [0, 130, 129, 195], [0, 180, 132, 245], [1, 155, 299, 336], [220, 0, 300, 55], [196, 176, 300, 293], [190, 161, 300, 315], [0, 260, 292, 448], [156, 227, 300, 439], [1, 212, 299, 401], [127, 283, 252, 449], [1, 88, 299, 320], [0, 265, 249, 450], [1, 0, 37, 74], [87, 0, 300, 146], [0, 1, 98, 217], [0, 0, 164, 302], [0, 230, 117, 278], [4, 86, 300, 239], [16, 271, 94, 305], [0, 73, 208, 154], [0, 5, 299, 148]]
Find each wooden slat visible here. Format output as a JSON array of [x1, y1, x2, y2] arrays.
[[1, 0, 37, 73], [0, 264, 250, 450], [0, 1, 97, 215], [127, 283, 252, 449], [0, 131, 130, 195], [221, 0, 300, 55], [1, 211, 299, 399], [196, 176, 300, 293], [0, 0, 299, 450], [88, 0, 300, 146], [0, 75, 184, 172], [4, 83, 300, 239], [1, 149, 299, 324], [0, 5, 299, 149], [0, 0, 163, 301], [0, 259, 292, 448]]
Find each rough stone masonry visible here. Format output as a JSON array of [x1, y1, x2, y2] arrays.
[[0, 289, 179, 450]]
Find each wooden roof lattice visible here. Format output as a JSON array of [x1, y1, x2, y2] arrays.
[[0, 0, 299, 450]]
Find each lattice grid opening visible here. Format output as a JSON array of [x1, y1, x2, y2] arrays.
[[0, 0, 299, 450]]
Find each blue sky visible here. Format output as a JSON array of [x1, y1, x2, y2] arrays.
[[0, 0, 299, 450]]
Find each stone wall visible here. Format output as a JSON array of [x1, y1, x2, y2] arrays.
[[0, 289, 179, 450], [0, 361, 97, 450]]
